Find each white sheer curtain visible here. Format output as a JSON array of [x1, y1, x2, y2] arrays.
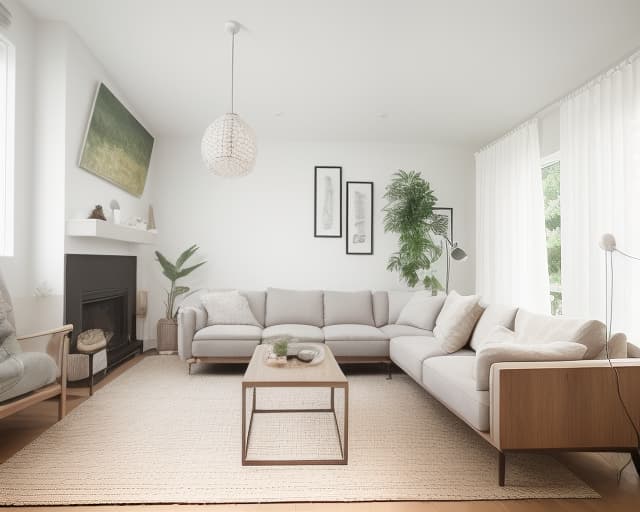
[[560, 52, 640, 339], [475, 119, 550, 312]]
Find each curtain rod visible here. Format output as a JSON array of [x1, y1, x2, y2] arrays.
[[477, 45, 640, 154]]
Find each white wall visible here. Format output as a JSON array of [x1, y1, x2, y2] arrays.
[[0, 0, 36, 331], [149, 137, 475, 332]]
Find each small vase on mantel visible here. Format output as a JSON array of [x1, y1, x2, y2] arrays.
[[157, 318, 178, 354]]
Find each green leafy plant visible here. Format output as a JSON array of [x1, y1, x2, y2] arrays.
[[383, 170, 448, 291], [273, 339, 289, 358], [155, 245, 206, 320]]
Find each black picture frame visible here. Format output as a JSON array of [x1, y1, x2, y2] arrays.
[[346, 181, 374, 255], [314, 166, 342, 238]]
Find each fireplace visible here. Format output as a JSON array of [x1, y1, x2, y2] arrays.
[[65, 254, 141, 371]]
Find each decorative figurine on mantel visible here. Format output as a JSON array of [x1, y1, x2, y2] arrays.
[[110, 199, 121, 224], [88, 205, 106, 221]]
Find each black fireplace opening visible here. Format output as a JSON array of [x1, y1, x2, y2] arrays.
[[65, 254, 141, 372]]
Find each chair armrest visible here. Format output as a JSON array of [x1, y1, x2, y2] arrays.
[[489, 359, 640, 450], [17, 325, 72, 381]]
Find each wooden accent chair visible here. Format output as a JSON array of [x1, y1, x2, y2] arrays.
[[0, 269, 71, 422]]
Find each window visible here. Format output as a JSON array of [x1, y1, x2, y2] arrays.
[[542, 152, 561, 314], [0, 34, 14, 257]]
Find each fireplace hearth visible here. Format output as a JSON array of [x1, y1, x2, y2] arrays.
[[65, 255, 142, 372]]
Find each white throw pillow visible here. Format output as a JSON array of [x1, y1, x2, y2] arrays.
[[474, 341, 588, 391], [396, 292, 445, 331], [433, 291, 483, 353], [201, 291, 261, 327]]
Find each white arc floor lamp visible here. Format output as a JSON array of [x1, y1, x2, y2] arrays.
[[201, 20, 257, 177]]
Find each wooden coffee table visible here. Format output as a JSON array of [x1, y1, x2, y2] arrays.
[[241, 343, 349, 465]]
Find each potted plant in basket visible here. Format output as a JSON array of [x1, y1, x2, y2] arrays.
[[155, 245, 206, 354]]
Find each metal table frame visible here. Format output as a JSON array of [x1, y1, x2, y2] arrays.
[[241, 381, 349, 466]]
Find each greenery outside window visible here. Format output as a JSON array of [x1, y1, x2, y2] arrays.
[[541, 152, 561, 314]]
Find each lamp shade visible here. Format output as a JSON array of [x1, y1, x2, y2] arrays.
[[451, 246, 468, 261], [201, 113, 257, 177]]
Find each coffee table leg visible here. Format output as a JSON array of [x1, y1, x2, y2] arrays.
[[88, 353, 94, 396], [331, 387, 335, 410], [343, 383, 349, 464], [241, 383, 247, 464]]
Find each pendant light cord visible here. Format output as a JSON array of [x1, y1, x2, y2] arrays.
[[231, 31, 235, 113]]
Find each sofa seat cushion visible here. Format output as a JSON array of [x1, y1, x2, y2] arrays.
[[194, 325, 262, 341], [323, 324, 388, 341], [325, 339, 389, 358], [381, 324, 434, 338], [422, 354, 490, 432], [390, 336, 449, 383], [262, 324, 324, 342], [0, 352, 57, 403], [514, 309, 605, 360], [192, 339, 259, 358]]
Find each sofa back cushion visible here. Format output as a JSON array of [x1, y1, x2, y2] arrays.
[[201, 291, 262, 327], [469, 303, 519, 351], [514, 309, 605, 360], [324, 291, 374, 326], [372, 291, 389, 327], [388, 290, 414, 324], [396, 291, 445, 331], [185, 290, 265, 326], [265, 288, 324, 327]]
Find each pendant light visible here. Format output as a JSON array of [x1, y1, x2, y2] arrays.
[[201, 20, 256, 177]]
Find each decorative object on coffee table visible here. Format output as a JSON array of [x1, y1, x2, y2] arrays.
[[155, 245, 206, 354], [314, 166, 342, 238], [383, 170, 449, 292], [346, 181, 373, 255], [88, 205, 106, 221]]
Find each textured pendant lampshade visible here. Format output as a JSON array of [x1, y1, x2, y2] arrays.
[[201, 20, 256, 177], [201, 113, 256, 176]]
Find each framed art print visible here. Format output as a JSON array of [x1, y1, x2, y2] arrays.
[[346, 181, 373, 255], [314, 166, 342, 237]]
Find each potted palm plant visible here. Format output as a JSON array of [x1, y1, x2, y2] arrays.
[[383, 170, 448, 292], [155, 245, 206, 353]]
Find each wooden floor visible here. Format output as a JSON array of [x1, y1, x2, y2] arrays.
[[1, 353, 638, 512]]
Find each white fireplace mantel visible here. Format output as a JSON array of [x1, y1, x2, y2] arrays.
[[66, 219, 156, 245]]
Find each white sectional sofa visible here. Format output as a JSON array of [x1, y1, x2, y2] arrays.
[[178, 287, 640, 485]]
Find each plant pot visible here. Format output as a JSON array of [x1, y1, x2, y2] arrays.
[[157, 318, 178, 354]]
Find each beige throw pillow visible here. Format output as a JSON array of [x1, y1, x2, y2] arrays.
[[202, 291, 261, 327], [433, 291, 483, 353], [396, 291, 446, 331]]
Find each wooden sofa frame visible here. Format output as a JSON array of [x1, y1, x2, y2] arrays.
[[0, 325, 72, 422]]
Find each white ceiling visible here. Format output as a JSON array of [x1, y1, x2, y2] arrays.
[[21, 0, 640, 146]]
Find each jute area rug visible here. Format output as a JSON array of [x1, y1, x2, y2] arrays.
[[0, 356, 597, 505]]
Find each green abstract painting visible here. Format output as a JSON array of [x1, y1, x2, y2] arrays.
[[79, 83, 154, 197]]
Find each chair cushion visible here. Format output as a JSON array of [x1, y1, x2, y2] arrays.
[[323, 324, 388, 341], [262, 324, 324, 342], [514, 309, 605, 360], [192, 339, 259, 358], [265, 288, 323, 327], [396, 291, 446, 331], [372, 291, 389, 327], [474, 341, 587, 391], [0, 352, 57, 403], [469, 304, 519, 351], [433, 291, 483, 353], [193, 325, 262, 341], [390, 336, 472, 383], [381, 324, 434, 338], [388, 290, 414, 324], [323, 291, 374, 326], [422, 354, 490, 432]]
